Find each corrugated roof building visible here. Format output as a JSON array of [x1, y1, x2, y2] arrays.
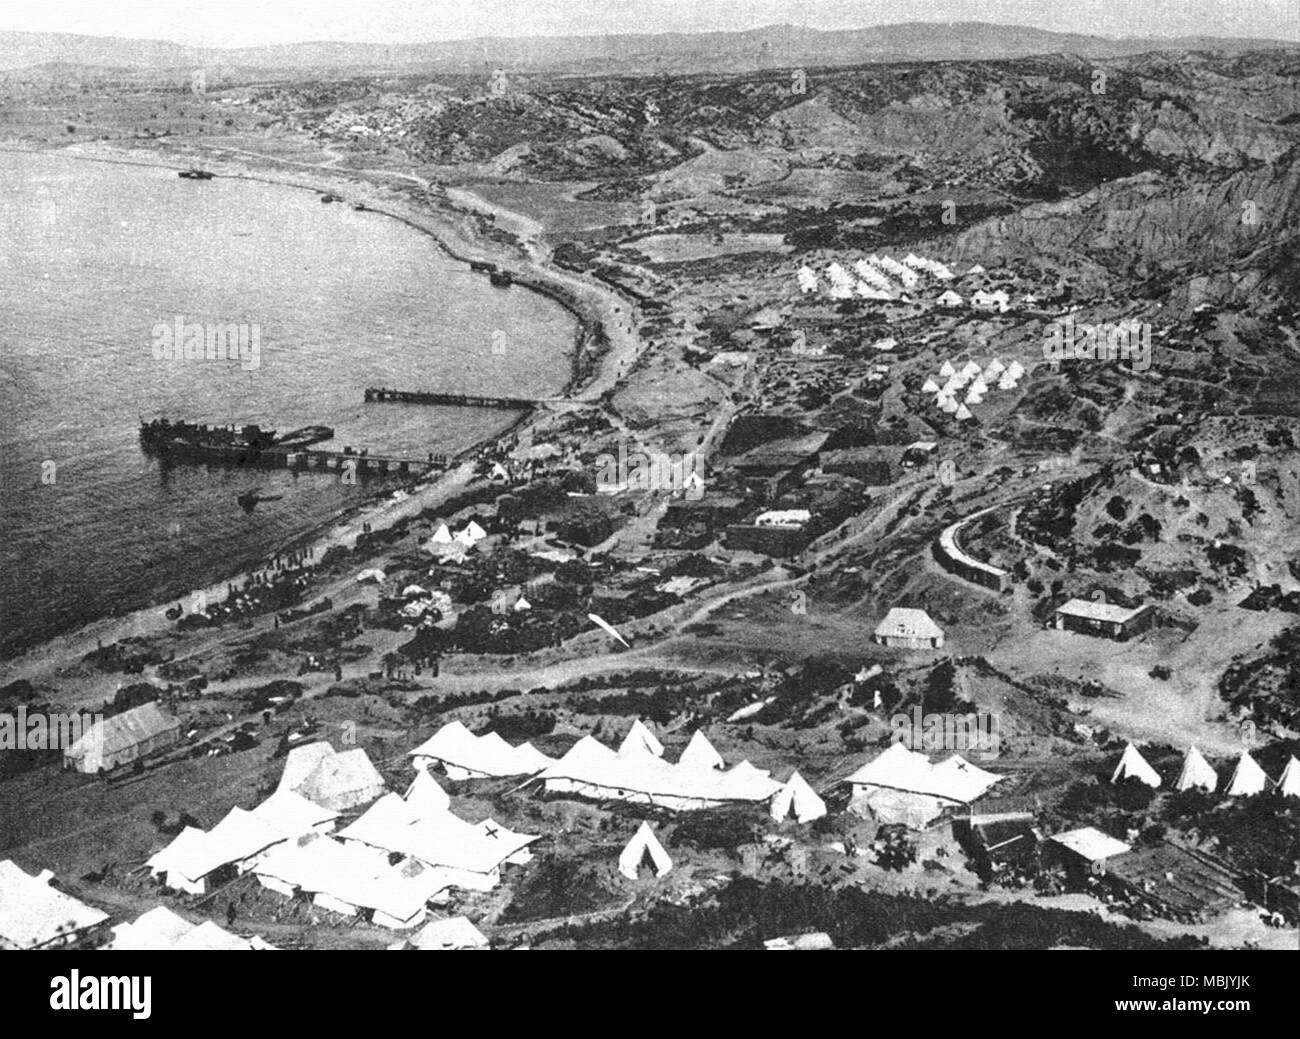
[[63, 701, 181, 774], [1052, 599, 1153, 641]]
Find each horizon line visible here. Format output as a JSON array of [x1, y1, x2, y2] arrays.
[[2, 19, 1298, 50]]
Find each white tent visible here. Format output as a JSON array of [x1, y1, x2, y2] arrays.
[[796, 266, 819, 294], [403, 916, 490, 951], [825, 263, 856, 299], [294, 747, 387, 812], [337, 794, 540, 892], [408, 720, 553, 780], [853, 261, 894, 292], [938, 359, 956, 378], [1225, 751, 1268, 796], [620, 720, 665, 758], [618, 823, 673, 880], [405, 767, 451, 815], [679, 730, 725, 771], [921, 377, 941, 394], [844, 745, 1001, 827], [147, 809, 285, 895], [513, 595, 532, 612], [937, 290, 963, 307], [356, 568, 386, 584], [0, 861, 108, 950], [939, 396, 959, 414], [1174, 746, 1217, 793], [955, 404, 974, 421], [984, 358, 1006, 375], [454, 521, 488, 547], [253, 832, 442, 928], [1277, 756, 1300, 798], [108, 906, 271, 951], [251, 789, 339, 837], [538, 734, 781, 811], [770, 771, 827, 823], [430, 523, 454, 545], [1111, 743, 1161, 788]]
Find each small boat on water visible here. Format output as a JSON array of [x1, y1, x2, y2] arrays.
[[320, 193, 344, 204], [352, 202, 368, 211], [489, 270, 513, 288], [470, 260, 497, 273], [178, 169, 215, 180], [237, 488, 283, 512]]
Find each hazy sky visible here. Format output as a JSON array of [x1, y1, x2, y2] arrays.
[[1, 0, 1296, 47]]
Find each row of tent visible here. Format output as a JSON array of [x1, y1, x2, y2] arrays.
[[426, 521, 488, 561], [533, 724, 825, 816], [1113, 743, 1300, 797], [408, 719, 827, 821], [410, 719, 553, 780], [798, 253, 958, 300]]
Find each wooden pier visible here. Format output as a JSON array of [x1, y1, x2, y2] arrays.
[[364, 387, 538, 410]]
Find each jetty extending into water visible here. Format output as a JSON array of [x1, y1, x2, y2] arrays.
[[363, 387, 538, 410]]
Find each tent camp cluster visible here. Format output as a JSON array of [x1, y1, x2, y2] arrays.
[[425, 520, 489, 563], [142, 738, 540, 931], [1113, 742, 1300, 798], [797, 253, 955, 302], [920, 358, 1025, 421], [251, 747, 537, 927], [147, 788, 342, 895]]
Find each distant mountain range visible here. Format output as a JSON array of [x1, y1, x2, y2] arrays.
[[2, 22, 1297, 77]]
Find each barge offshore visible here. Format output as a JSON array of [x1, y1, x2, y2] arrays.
[[138, 418, 444, 477]]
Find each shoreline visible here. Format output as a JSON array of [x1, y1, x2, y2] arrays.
[[0, 138, 639, 679]]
